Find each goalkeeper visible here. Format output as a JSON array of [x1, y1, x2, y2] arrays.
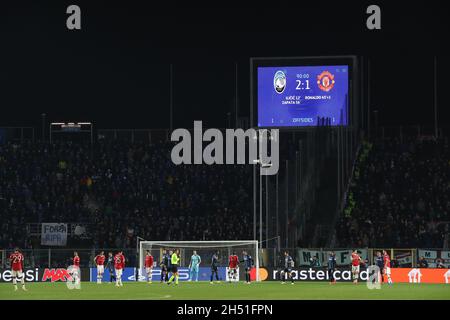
[[188, 250, 201, 281]]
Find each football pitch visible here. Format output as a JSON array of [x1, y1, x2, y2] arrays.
[[0, 282, 449, 300]]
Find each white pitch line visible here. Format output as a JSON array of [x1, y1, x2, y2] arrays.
[[125, 294, 172, 300]]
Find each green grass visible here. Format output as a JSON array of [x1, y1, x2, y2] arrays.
[[1, 281, 449, 300]]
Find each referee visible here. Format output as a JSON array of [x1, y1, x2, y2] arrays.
[[167, 249, 180, 285]]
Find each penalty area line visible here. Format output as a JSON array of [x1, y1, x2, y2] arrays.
[[125, 294, 172, 300]]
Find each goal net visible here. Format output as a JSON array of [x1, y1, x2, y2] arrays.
[[138, 240, 260, 282]]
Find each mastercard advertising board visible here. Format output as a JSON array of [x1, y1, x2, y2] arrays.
[[388, 268, 450, 284], [254, 267, 450, 283]]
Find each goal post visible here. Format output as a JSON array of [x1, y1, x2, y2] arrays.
[[138, 240, 260, 282]]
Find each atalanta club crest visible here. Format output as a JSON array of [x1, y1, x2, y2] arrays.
[[317, 71, 335, 92], [273, 70, 286, 94]]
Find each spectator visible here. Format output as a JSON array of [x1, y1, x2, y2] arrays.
[[0, 139, 253, 249], [337, 136, 450, 248], [435, 258, 445, 269], [418, 256, 428, 268], [309, 255, 321, 267]]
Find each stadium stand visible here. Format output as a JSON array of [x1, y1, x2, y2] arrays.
[[1, 131, 449, 255], [336, 135, 450, 248], [0, 140, 252, 250]]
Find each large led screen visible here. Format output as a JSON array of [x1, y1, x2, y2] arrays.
[[257, 65, 349, 127]]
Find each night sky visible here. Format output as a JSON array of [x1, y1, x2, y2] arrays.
[[0, 1, 447, 130]]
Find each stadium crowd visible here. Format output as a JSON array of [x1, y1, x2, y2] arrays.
[[2, 133, 449, 255], [337, 135, 450, 248], [0, 140, 252, 250]]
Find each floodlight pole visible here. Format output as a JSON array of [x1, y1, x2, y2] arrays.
[[235, 62, 239, 127], [285, 160, 289, 248], [170, 64, 173, 132], [260, 169, 262, 247], [254, 157, 272, 249], [434, 56, 438, 139], [373, 110, 378, 138], [265, 174, 269, 249], [276, 171, 279, 249], [41, 113, 46, 141], [253, 165, 257, 241]]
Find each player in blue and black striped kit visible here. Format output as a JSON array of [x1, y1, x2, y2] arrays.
[[160, 249, 170, 283], [210, 251, 220, 284], [106, 252, 116, 284], [375, 251, 384, 283], [327, 251, 337, 284], [280, 251, 294, 284], [242, 251, 253, 284]]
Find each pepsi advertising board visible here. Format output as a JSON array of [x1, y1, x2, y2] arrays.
[[257, 65, 349, 127]]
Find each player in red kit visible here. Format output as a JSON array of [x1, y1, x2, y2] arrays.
[[94, 251, 106, 284], [227, 252, 239, 282], [145, 250, 154, 284], [73, 251, 80, 267], [9, 248, 27, 291], [351, 250, 362, 284], [72, 251, 81, 284], [114, 251, 125, 287], [383, 250, 393, 285]]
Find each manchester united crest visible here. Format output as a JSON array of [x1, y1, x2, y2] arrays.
[[317, 71, 335, 92]]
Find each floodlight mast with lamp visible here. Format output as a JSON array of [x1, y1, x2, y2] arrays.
[[253, 159, 272, 249]]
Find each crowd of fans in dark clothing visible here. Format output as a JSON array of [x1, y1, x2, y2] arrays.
[[337, 136, 450, 248], [0, 140, 252, 250], [2, 133, 449, 255]]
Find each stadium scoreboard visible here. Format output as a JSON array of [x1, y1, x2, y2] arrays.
[[49, 122, 93, 143], [251, 56, 357, 129]]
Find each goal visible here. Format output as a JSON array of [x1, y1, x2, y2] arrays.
[[138, 240, 260, 282]]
